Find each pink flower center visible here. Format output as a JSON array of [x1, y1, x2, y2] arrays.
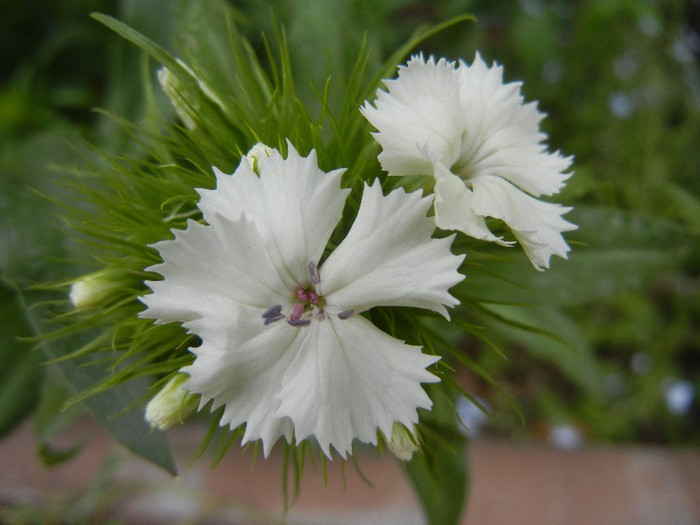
[[261, 262, 353, 327]]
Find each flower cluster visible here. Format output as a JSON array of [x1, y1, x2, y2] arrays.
[[134, 52, 576, 461]]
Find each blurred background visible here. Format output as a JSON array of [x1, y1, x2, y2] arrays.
[[1, 0, 699, 523]]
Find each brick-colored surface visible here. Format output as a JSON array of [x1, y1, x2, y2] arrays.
[[1, 417, 698, 524]]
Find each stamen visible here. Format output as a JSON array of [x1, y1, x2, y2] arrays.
[[262, 304, 283, 319], [264, 314, 285, 325], [262, 305, 285, 325], [289, 303, 305, 322], [338, 309, 354, 320], [297, 288, 310, 301], [308, 261, 321, 286], [288, 319, 311, 327]]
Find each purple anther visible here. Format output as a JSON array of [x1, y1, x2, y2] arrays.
[[262, 304, 283, 319], [289, 302, 305, 322], [338, 309, 354, 320], [308, 261, 321, 286], [297, 288, 310, 301], [308, 290, 319, 305], [264, 314, 285, 325], [288, 318, 311, 327]]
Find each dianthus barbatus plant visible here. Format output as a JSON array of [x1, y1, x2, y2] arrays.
[[33, 4, 581, 524]]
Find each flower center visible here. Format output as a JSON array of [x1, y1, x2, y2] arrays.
[[287, 284, 322, 326], [261, 261, 354, 327], [450, 132, 494, 184]]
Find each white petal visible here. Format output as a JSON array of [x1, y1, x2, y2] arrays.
[[320, 180, 465, 319], [433, 163, 512, 246], [140, 214, 290, 323], [273, 315, 439, 459], [361, 55, 463, 175], [197, 162, 259, 224], [453, 53, 572, 197], [180, 310, 300, 457], [469, 175, 577, 270], [198, 143, 349, 285]]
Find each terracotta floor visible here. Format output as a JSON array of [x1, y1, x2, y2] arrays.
[[1, 417, 699, 524]]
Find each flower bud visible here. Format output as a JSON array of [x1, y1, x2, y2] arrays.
[[387, 423, 419, 461], [158, 59, 226, 131], [244, 143, 276, 174], [158, 65, 196, 130], [69, 268, 125, 309], [145, 373, 198, 431]]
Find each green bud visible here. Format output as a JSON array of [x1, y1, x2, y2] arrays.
[[69, 268, 126, 309], [387, 423, 419, 461], [245, 143, 276, 174], [145, 373, 199, 431], [158, 59, 226, 131]]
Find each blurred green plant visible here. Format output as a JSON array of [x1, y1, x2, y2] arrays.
[[422, 0, 700, 446]]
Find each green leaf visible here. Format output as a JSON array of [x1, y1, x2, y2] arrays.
[[476, 304, 605, 396], [172, 0, 272, 107], [13, 282, 178, 476], [462, 206, 691, 306], [0, 282, 42, 437], [0, 121, 177, 474], [33, 366, 86, 466], [91, 12, 191, 88], [0, 128, 83, 439], [38, 440, 86, 467], [404, 382, 468, 525], [0, 128, 81, 284]]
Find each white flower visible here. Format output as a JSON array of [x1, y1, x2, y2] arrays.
[[361, 53, 577, 270], [139, 143, 465, 459]]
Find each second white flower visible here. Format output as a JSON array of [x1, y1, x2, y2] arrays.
[[362, 53, 577, 270]]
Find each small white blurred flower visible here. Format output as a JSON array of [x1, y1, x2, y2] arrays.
[[362, 53, 576, 270], [548, 423, 583, 450], [663, 378, 695, 416], [455, 395, 490, 439], [145, 373, 199, 431]]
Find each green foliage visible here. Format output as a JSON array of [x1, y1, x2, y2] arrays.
[[0, 283, 42, 438], [405, 382, 468, 525], [426, 0, 700, 445]]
